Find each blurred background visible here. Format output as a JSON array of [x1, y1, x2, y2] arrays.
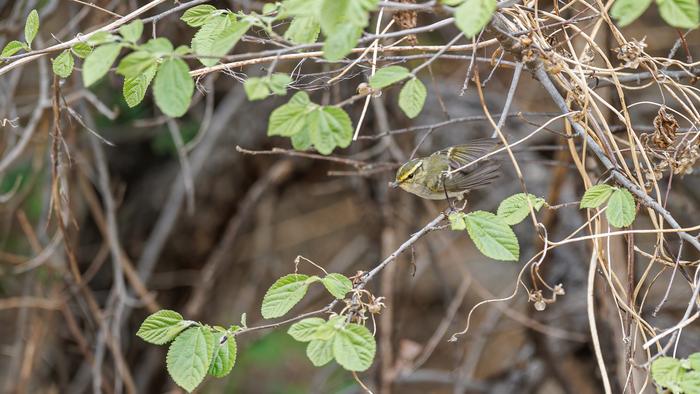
[[1, 1, 699, 393]]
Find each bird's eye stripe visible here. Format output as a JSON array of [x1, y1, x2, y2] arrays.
[[398, 162, 422, 182]]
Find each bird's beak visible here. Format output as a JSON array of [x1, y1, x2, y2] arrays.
[[389, 181, 399, 189]]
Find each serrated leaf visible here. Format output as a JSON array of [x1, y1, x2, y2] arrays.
[[153, 58, 194, 117], [268, 73, 292, 95], [657, 0, 699, 29], [1, 40, 24, 58], [464, 211, 519, 261], [181, 4, 217, 27], [652, 357, 683, 390], [369, 66, 411, 89], [323, 24, 361, 61], [142, 38, 174, 56], [308, 106, 353, 155], [123, 64, 156, 107], [288, 318, 326, 342], [497, 193, 545, 225], [244, 77, 270, 101], [688, 353, 700, 370], [606, 188, 635, 227], [52, 50, 74, 78], [449, 212, 468, 230], [87, 31, 117, 46], [261, 274, 312, 319], [25, 9, 39, 47], [398, 78, 427, 119], [680, 370, 700, 394], [285, 16, 321, 44], [454, 0, 496, 38], [268, 92, 310, 137], [166, 327, 215, 393], [307, 339, 334, 366], [321, 273, 352, 299], [83, 43, 122, 87], [313, 315, 344, 341], [580, 184, 614, 209], [610, 0, 653, 27], [136, 310, 193, 345], [116, 51, 155, 78], [192, 15, 250, 67], [71, 42, 92, 58], [118, 19, 143, 42], [333, 323, 376, 372], [208, 332, 237, 378]]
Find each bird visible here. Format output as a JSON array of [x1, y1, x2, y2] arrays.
[[391, 138, 502, 200]]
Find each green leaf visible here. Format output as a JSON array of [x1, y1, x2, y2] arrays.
[[657, 0, 699, 29], [580, 184, 614, 209], [652, 357, 684, 390], [606, 188, 636, 228], [192, 15, 250, 67], [136, 310, 193, 345], [116, 51, 155, 78], [308, 106, 353, 155], [369, 66, 411, 89], [610, 0, 653, 26], [153, 58, 194, 117], [261, 273, 312, 319], [1, 40, 24, 58], [496, 193, 545, 225], [323, 24, 362, 61], [441, 0, 464, 5], [288, 317, 326, 342], [87, 31, 117, 46], [24, 9, 39, 47], [321, 273, 353, 299], [285, 16, 321, 44], [307, 339, 335, 366], [688, 353, 700, 370], [123, 64, 156, 108], [680, 371, 700, 394], [268, 92, 311, 137], [333, 323, 376, 372], [175, 45, 192, 56], [83, 43, 122, 87], [208, 332, 237, 378], [181, 4, 218, 27], [268, 73, 292, 95], [118, 19, 143, 42], [398, 78, 427, 119], [166, 327, 215, 393], [319, 0, 377, 34], [454, 0, 497, 38], [52, 50, 74, 78], [313, 315, 343, 341], [244, 77, 270, 101], [464, 211, 520, 261], [142, 38, 175, 56], [71, 42, 92, 58], [291, 129, 312, 150], [449, 212, 468, 231]]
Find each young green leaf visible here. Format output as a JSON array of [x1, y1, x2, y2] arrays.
[[181, 4, 218, 27], [166, 327, 215, 393], [123, 64, 156, 108], [369, 66, 411, 89], [308, 106, 353, 155], [288, 317, 326, 342], [606, 188, 635, 227], [261, 274, 312, 319], [441, 0, 464, 4], [118, 19, 144, 42], [268, 92, 311, 137], [244, 77, 271, 101], [398, 78, 427, 119], [306, 339, 335, 366], [448, 212, 468, 231], [137, 309, 193, 345], [688, 353, 700, 370], [268, 73, 292, 95], [153, 58, 194, 117], [142, 37, 175, 55], [25, 9, 39, 47], [87, 31, 117, 46], [71, 42, 92, 58], [497, 193, 545, 225], [321, 273, 353, 299], [332, 323, 376, 372], [322, 24, 362, 61], [657, 0, 699, 29], [291, 129, 313, 150], [52, 50, 74, 78], [579, 184, 614, 209], [651, 357, 683, 391], [680, 371, 700, 394], [284, 16, 321, 44], [116, 51, 156, 78], [454, 0, 497, 38], [313, 315, 344, 341], [464, 211, 520, 261], [208, 332, 237, 378], [1, 41, 24, 58], [83, 43, 122, 87], [192, 15, 250, 67], [610, 0, 653, 26]]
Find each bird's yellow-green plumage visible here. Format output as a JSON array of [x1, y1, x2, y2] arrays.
[[393, 138, 502, 200]]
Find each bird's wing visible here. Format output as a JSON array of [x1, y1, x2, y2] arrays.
[[435, 138, 502, 192]]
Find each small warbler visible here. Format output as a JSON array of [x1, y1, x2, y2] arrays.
[[391, 138, 502, 200]]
